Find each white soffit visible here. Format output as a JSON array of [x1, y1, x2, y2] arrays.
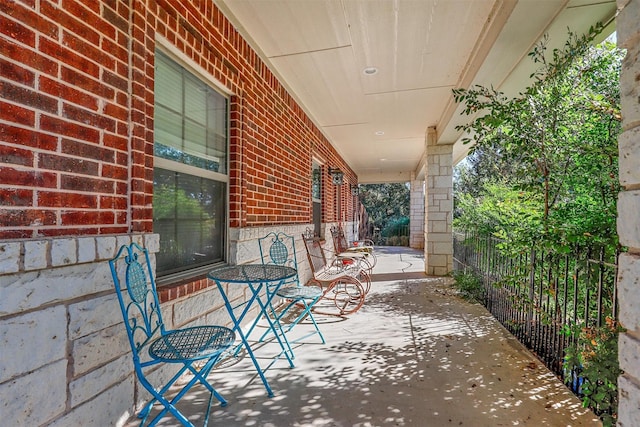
[[216, 0, 617, 182]]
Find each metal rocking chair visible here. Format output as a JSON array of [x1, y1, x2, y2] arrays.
[[330, 225, 377, 272], [256, 231, 325, 346], [109, 242, 235, 427], [301, 230, 368, 316]]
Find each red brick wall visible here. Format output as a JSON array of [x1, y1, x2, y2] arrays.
[[0, 0, 355, 239]]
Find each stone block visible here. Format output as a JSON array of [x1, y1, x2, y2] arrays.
[[433, 242, 453, 254], [50, 376, 135, 427], [0, 262, 113, 316], [619, 333, 640, 380], [235, 239, 261, 264], [427, 254, 449, 267], [0, 360, 67, 426], [24, 240, 48, 271], [51, 238, 77, 266], [426, 212, 447, 222], [69, 354, 132, 407], [427, 144, 452, 155], [620, 41, 640, 128], [434, 176, 453, 189], [134, 361, 181, 404], [117, 235, 132, 247], [172, 287, 219, 327], [77, 236, 96, 263], [143, 233, 160, 253], [71, 323, 131, 376], [0, 241, 21, 275], [0, 306, 67, 383], [617, 0, 640, 50], [439, 155, 452, 167], [618, 253, 640, 331], [203, 306, 235, 329], [131, 234, 144, 247], [439, 199, 453, 212], [96, 236, 118, 260], [440, 166, 452, 176], [427, 232, 451, 242], [228, 227, 241, 241], [618, 191, 640, 249], [429, 265, 450, 276], [619, 127, 640, 186], [618, 374, 640, 427], [69, 294, 122, 340], [221, 280, 249, 304]]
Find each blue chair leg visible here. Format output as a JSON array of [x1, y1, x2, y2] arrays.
[[138, 365, 189, 419], [287, 297, 326, 344], [259, 297, 325, 345], [138, 356, 227, 427]]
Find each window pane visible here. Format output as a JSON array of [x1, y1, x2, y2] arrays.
[[312, 168, 321, 201], [208, 92, 227, 150], [184, 74, 207, 125], [153, 168, 226, 276], [155, 106, 183, 156], [183, 120, 208, 161], [153, 50, 228, 278], [154, 50, 227, 170], [156, 58, 182, 109]]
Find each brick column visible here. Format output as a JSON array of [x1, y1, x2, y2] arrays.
[[424, 127, 453, 275], [409, 172, 425, 249], [617, 1, 640, 425]]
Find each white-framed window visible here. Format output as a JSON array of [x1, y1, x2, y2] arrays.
[[153, 50, 228, 278]]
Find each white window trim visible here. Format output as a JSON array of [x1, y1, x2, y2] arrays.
[[153, 38, 233, 283]]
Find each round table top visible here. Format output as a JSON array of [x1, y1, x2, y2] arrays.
[[208, 264, 296, 284]]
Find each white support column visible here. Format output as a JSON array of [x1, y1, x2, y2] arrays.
[[424, 127, 453, 276], [409, 172, 425, 249], [616, 1, 640, 425]]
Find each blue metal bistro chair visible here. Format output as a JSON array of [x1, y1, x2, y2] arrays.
[[257, 231, 325, 346], [109, 242, 235, 427]]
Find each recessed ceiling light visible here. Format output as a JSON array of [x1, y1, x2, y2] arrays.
[[363, 67, 378, 75], [375, 131, 384, 136]]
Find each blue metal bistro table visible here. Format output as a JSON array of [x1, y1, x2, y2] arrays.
[[208, 264, 297, 397]]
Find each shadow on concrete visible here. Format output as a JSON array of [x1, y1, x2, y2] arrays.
[[123, 248, 600, 427]]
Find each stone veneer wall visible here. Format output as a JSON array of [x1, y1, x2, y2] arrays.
[[616, 1, 640, 424], [0, 224, 321, 426], [409, 172, 425, 250], [0, 233, 159, 426], [424, 128, 453, 275]]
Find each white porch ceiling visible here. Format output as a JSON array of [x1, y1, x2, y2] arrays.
[[216, 0, 617, 183]]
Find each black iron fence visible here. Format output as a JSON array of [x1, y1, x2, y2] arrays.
[[453, 231, 620, 392]]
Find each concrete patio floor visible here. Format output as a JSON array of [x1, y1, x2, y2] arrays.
[[125, 246, 601, 427]]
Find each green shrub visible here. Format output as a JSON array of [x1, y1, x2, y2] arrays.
[[563, 319, 623, 426], [452, 271, 485, 302]]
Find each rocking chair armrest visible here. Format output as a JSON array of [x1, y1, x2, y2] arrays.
[[351, 239, 374, 247]]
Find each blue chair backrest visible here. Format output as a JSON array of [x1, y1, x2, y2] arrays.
[[258, 232, 299, 282], [109, 242, 164, 360]]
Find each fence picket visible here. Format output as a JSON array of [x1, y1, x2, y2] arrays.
[[452, 231, 619, 396]]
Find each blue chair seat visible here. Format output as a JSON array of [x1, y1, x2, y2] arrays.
[[149, 326, 235, 362]]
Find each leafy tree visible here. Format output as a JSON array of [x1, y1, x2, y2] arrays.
[[452, 26, 624, 423], [359, 183, 410, 239], [453, 25, 622, 248]]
